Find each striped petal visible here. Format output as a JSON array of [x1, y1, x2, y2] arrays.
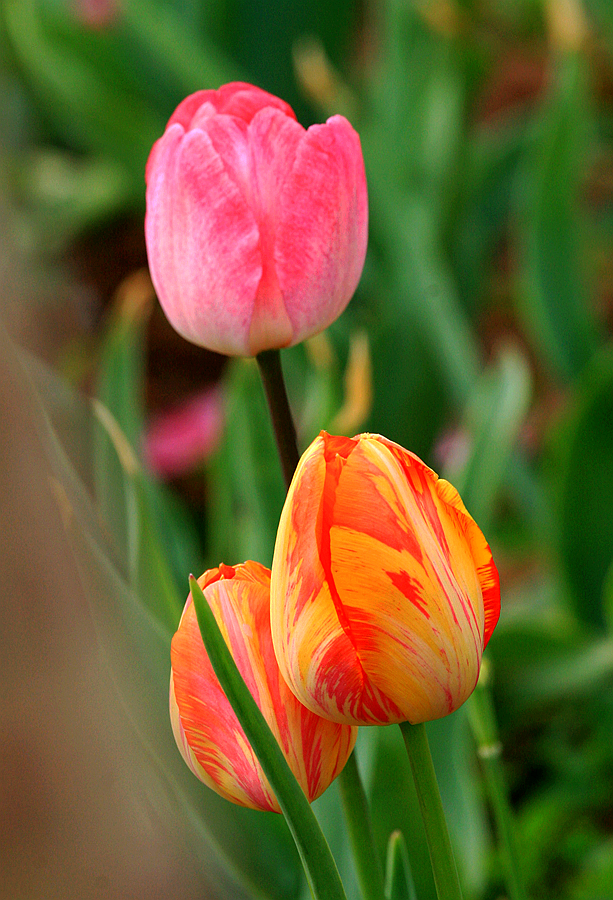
[[270, 433, 501, 727], [170, 561, 356, 811]]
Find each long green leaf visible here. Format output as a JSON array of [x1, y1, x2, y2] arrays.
[[551, 348, 613, 628], [515, 50, 599, 381], [385, 831, 417, 900], [189, 575, 348, 900], [445, 344, 532, 532], [206, 359, 286, 567], [2, 0, 163, 181]]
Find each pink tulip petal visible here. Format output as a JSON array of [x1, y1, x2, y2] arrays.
[[168, 91, 219, 130], [215, 82, 296, 122], [245, 108, 308, 353], [198, 114, 254, 210], [275, 116, 368, 343], [73, 0, 117, 28], [168, 83, 295, 130], [145, 126, 262, 355]]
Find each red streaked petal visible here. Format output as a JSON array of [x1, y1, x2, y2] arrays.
[[171, 560, 356, 809], [270, 431, 500, 726], [435, 479, 501, 648]]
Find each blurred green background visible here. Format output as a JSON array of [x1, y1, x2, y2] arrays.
[[1, 1, 613, 898]]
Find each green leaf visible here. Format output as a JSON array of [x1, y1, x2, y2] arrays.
[[92, 287, 193, 632], [445, 344, 532, 533], [189, 575, 348, 900], [511, 638, 613, 707], [453, 117, 528, 315], [92, 280, 206, 631], [429, 710, 491, 897], [206, 359, 286, 568], [2, 0, 164, 184], [121, 0, 241, 98], [514, 50, 599, 382], [385, 831, 418, 900], [550, 347, 613, 628]]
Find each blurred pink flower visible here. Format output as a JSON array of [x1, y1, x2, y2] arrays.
[[73, 0, 118, 28], [143, 386, 224, 479]]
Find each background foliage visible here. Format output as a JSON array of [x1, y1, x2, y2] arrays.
[[1, 1, 613, 898]]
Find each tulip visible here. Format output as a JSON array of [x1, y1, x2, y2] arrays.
[[170, 561, 357, 811], [270, 432, 500, 727], [145, 82, 368, 357]]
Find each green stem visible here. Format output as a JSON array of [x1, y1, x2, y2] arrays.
[[337, 750, 385, 900], [190, 576, 347, 900], [467, 665, 528, 900], [256, 349, 300, 490], [399, 722, 463, 900]]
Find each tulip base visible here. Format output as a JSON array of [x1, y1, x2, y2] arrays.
[[399, 721, 463, 900]]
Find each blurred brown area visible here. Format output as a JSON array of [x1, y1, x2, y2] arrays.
[[0, 320, 210, 899]]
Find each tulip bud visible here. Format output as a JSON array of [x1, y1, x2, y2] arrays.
[[145, 82, 368, 357], [270, 433, 500, 727], [170, 561, 357, 811]]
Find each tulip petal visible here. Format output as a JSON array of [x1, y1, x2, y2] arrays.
[[171, 562, 356, 811], [274, 116, 368, 344], [246, 107, 308, 353], [171, 590, 276, 811], [168, 90, 218, 129], [145, 125, 263, 356], [215, 82, 296, 122], [433, 478, 500, 648], [146, 84, 367, 356], [167, 83, 295, 129], [143, 386, 224, 478]]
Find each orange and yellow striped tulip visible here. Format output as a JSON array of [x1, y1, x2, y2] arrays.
[[170, 561, 357, 812], [270, 432, 500, 727]]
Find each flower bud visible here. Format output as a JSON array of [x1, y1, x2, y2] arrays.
[[145, 82, 368, 357], [270, 433, 500, 726], [170, 561, 357, 811]]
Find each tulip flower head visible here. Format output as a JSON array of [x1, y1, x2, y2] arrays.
[[270, 433, 500, 727], [170, 561, 357, 811], [145, 82, 368, 357]]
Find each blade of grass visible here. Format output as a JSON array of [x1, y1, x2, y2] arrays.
[[189, 575, 348, 900]]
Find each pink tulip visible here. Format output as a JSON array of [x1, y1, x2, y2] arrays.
[[145, 82, 368, 357], [143, 386, 224, 479]]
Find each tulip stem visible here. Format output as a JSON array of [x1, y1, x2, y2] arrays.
[[399, 722, 463, 900], [256, 349, 300, 490], [467, 666, 528, 900], [337, 749, 386, 900]]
